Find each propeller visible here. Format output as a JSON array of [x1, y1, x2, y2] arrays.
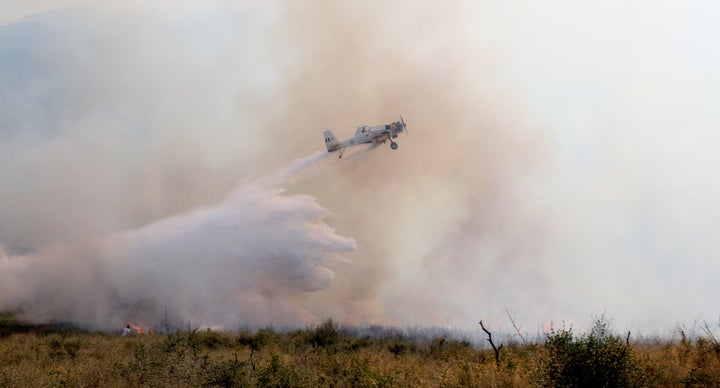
[[400, 115, 408, 135]]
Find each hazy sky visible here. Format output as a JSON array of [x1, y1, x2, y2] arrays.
[[1, 1, 720, 335]]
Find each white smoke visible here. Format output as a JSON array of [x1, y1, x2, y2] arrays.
[[6, 2, 720, 335], [0, 152, 356, 329], [0, 3, 549, 331]]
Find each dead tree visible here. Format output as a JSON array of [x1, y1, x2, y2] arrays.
[[479, 320, 503, 366], [506, 309, 528, 345]]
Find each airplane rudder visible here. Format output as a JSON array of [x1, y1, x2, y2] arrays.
[[323, 130, 338, 151]]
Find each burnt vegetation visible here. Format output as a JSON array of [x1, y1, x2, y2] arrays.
[[2, 314, 720, 386]]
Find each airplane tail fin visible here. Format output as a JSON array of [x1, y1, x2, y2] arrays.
[[323, 130, 340, 152]]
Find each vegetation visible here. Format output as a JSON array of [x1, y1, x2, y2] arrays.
[[2, 314, 720, 386], [540, 317, 635, 387]]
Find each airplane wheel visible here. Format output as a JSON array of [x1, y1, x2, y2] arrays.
[[390, 142, 398, 150]]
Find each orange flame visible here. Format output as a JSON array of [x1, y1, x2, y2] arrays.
[[128, 320, 153, 335]]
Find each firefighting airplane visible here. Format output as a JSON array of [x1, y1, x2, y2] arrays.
[[323, 117, 408, 158]]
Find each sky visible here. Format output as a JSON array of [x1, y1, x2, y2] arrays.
[[1, 1, 720, 336]]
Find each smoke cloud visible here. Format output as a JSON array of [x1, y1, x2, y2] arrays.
[[0, 2, 552, 331], [3, 2, 719, 333]]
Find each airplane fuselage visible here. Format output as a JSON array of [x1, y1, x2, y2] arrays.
[[340, 124, 400, 148], [323, 118, 406, 158]]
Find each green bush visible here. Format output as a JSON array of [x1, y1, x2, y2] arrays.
[[203, 357, 248, 387], [543, 316, 635, 387], [196, 329, 232, 350], [254, 327, 280, 347], [388, 341, 408, 356], [256, 354, 299, 387], [307, 319, 339, 348]]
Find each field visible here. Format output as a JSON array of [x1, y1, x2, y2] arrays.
[[2, 314, 720, 387]]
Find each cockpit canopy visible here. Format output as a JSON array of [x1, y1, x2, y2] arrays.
[[355, 125, 369, 135]]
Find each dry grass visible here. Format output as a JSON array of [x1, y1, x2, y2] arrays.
[[2, 316, 720, 387]]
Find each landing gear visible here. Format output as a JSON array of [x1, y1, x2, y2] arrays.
[[338, 148, 345, 158], [390, 141, 398, 150]]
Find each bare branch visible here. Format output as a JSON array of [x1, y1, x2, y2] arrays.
[[479, 320, 503, 366], [702, 320, 719, 346], [506, 309, 528, 345]]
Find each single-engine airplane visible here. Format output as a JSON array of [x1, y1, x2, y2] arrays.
[[323, 117, 408, 158]]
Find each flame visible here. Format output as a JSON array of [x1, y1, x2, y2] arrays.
[[128, 320, 153, 335]]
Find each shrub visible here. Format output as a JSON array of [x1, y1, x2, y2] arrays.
[[203, 357, 248, 387], [308, 319, 339, 348], [238, 331, 262, 352], [256, 354, 299, 387], [388, 341, 408, 356], [196, 329, 231, 350], [542, 316, 635, 387], [254, 327, 280, 347]]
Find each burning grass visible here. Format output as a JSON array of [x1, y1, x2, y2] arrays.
[[1, 315, 720, 386]]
